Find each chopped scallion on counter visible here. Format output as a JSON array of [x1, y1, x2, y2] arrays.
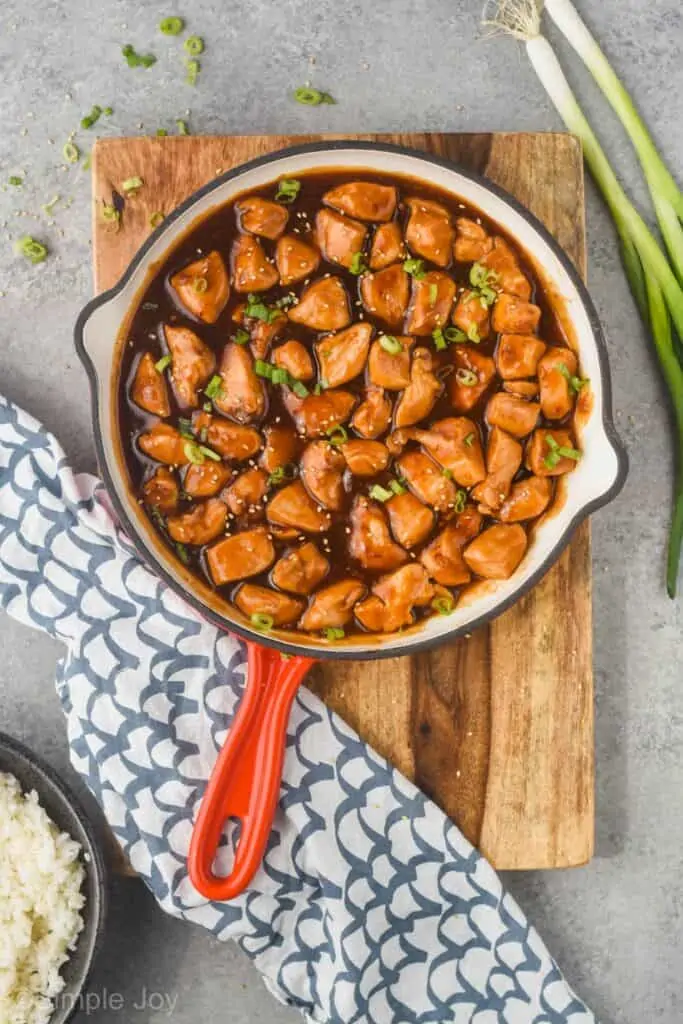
[[275, 178, 301, 203], [41, 195, 61, 215], [159, 16, 185, 35], [103, 106, 113, 116], [251, 612, 274, 632], [63, 141, 80, 163], [156, 128, 168, 136], [101, 202, 121, 228], [122, 44, 157, 68], [293, 86, 336, 106], [184, 58, 200, 85], [379, 334, 403, 354], [122, 176, 143, 194], [80, 105, 103, 129], [155, 354, 172, 373], [8, 175, 23, 186], [176, 119, 189, 135], [184, 35, 204, 55], [15, 236, 48, 264]]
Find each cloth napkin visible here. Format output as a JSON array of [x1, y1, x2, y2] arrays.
[[0, 394, 596, 1024]]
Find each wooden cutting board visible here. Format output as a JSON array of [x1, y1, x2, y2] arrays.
[[92, 132, 592, 870]]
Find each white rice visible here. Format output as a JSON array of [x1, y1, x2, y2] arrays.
[[0, 772, 86, 1024]]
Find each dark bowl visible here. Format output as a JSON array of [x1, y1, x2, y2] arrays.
[[0, 732, 108, 1024]]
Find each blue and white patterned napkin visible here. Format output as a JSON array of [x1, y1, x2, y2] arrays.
[[0, 394, 596, 1024]]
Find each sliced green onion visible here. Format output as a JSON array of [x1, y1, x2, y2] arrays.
[[313, 382, 324, 395], [431, 596, 455, 615], [453, 489, 467, 514], [557, 445, 582, 461], [271, 367, 289, 385], [63, 141, 80, 163], [41, 195, 61, 215], [254, 359, 274, 379], [101, 202, 120, 227], [205, 375, 224, 399], [349, 251, 368, 276], [203, 401, 212, 412], [293, 86, 336, 106], [176, 119, 190, 136], [245, 294, 278, 322], [388, 479, 406, 495], [369, 484, 393, 502], [380, 334, 403, 354], [555, 361, 589, 393], [231, 328, 250, 345], [82, 153, 92, 171], [184, 35, 204, 55], [275, 178, 301, 203], [326, 424, 348, 446], [160, 16, 185, 35], [441, 468, 454, 480], [149, 211, 164, 227], [103, 106, 113, 116], [289, 378, 309, 398], [429, 282, 438, 304], [15, 236, 48, 264], [466, 323, 481, 343], [154, 354, 172, 373], [80, 105, 103, 130], [178, 417, 194, 438], [403, 258, 426, 279], [322, 627, 345, 641], [464, 432, 475, 448], [198, 445, 221, 461], [184, 58, 200, 85], [192, 275, 208, 293], [175, 542, 190, 564], [251, 612, 274, 632], [268, 463, 296, 487], [444, 326, 467, 343], [156, 128, 168, 137], [183, 441, 205, 465], [122, 175, 143, 194], [122, 44, 157, 68], [432, 327, 447, 351], [478, 285, 497, 308], [274, 294, 297, 310], [8, 175, 23, 186], [455, 368, 478, 387]]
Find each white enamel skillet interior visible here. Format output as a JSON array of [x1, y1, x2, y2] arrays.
[[75, 140, 628, 661]]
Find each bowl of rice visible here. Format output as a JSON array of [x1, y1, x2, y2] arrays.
[[0, 732, 107, 1024]]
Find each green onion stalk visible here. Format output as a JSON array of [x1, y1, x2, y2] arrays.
[[484, 0, 683, 596]]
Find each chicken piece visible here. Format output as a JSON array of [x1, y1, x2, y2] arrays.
[[275, 234, 321, 286], [498, 476, 553, 522], [231, 234, 279, 294], [492, 294, 541, 334], [526, 428, 580, 477], [480, 237, 531, 300], [386, 492, 434, 549], [368, 335, 414, 390], [272, 340, 315, 382], [315, 208, 368, 269], [271, 542, 330, 595], [452, 290, 491, 342], [167, 498, 227, 546], [213, 343, 266, 423], [449, 347, 496, 413], [487, 392, 540, 438], [351, 387, 393, 439], [341, 440, 390, 476], [369, 222, 406, 270], [170, 251, 230, 323], [405, 198, 454, 267], [420, 506, 482, 586], [183, 461, 232, 499], [193, 413, 262, 461], [353, 595, 394, 632], [360, 265, 410, 329], [348, 496, 408, 572], [235, 584, 304, 626], [315, 322, 373, 388], [394, 348, 442, 428], [323, 181, 397, 222], [496, 333, 546, 380], [453, 217, 493, 263], [405, 272, 456, 335], [288, 276, 351, 331], [224, 467, 269, 516], [142, 467, 179, 513], [138, 423, 189, 465], [131, 352, 171, 417], [300, 441, 346, 510], [397, 450, 458, 512], [267, 480, 331, 533], [463, 523, 528, 579], [299, 578, 366, 632], [285, 389, 357, 438], [372, 563, 434, 627], [470, 426, 522, 510], [236, 196, 288, 240], [407, 417, 486, 487], [538, 346, 578, 420], [206, 527, 275, 585], [504, 380, 540, 399], [164, 325, 216, 410], [259, 424, 301, 473], [248, 312, 288, 361]]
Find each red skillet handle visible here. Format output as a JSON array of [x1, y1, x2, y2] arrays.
[[188, 642, 315, 901]]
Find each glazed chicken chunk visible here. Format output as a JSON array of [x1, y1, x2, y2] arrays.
[[288, 276, 351, 331], [132, 352, 171, 418], [235, 584, 304, 626], [348, 496, 408, 572], [360, 265, 410, 329], [323, 181, 397, 222], [206, 527, 276, 585], [453, 217, 493, 263], [143, 467, 179, 513], [214, 343, 266, 423], [315, 209, 368, 269], [170, 251, 230, 323], [164, 325, 216, 410], [167, 498, 227, 546], [299, 579, 366, 631], [315, 323, 373, 388], [231, 234, 279, 293], [267, 480, 332, 533], [369, 221, 406, 270], [275, 234, 321, 286], [406, 272, 456, 335], [420, 506, 482, 586], [300, 441, 346, 510], [397, 450, 459, 513], [394, 348, 442, 428], [405, 198, 455, 267], [236, 196, 289, 240], [271, 542, 330, 594]]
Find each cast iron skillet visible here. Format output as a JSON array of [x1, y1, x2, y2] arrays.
[[74, 141, 627, 902]]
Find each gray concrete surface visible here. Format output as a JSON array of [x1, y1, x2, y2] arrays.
[[1, 1, 682, 1021]]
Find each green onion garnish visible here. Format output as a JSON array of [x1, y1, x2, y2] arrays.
[[198, 445, 221, 462], [369, 484, 393, 502], [322, 627, 345, 641], [271, 368, 289, 385], [453, 489, 467, 514], [469, 262, 498, 289], [556, 362, 589, 394], [429, 282, 438, 304], [403, 258, 426, 279], [251, 612, 274, 632], [203, 401, 212, 412], [8, 175, 23, 187], [178, 418, 194, 438], [154, 355, 172, 373], [349, 251, 368, 276], [254, 360, 273, 379], [122, 176, 143, 194], [205, 375, 223, 399], [431, 596, 455, 615], [184, 35, 204, 55], [102, 203, 121, 227], [183, 441, 205, 465], [63, 141, 80, 163], [231, 328, 250, 345], [389, 479, 406, 495], [15, 236, 48, 265], [175, 542, 190, 564], [82, 154, 92, 171], [326, 424, 348, 446], [41, 195, 61, 215], [274, 178, 301, 203], [156, 128, 168, 137], [464, 432, 475, 448], [176, 119, 190, 136], [159, 16, 185, 35], [192, 276, 208, 294], [444, 326, 467, 343], [268, 464, 296, 487], [379, 335, 403, 354], [432, 327, 447, 351], [293, 86, 336, 106], [455, 368, 478, 387], [80, 105, 103, 130], [149, 211, 164, 227], [289, 378, 310, 398], [122, 44, 157, 68], [184, 58, 200, 85], [245, 294, 279, 322], [466, 323, 481, 343], [103, 106, 113, 116], [442, 468, 453, 480]]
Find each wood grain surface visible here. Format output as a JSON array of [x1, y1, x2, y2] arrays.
[[92, 132, 593, 870]]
